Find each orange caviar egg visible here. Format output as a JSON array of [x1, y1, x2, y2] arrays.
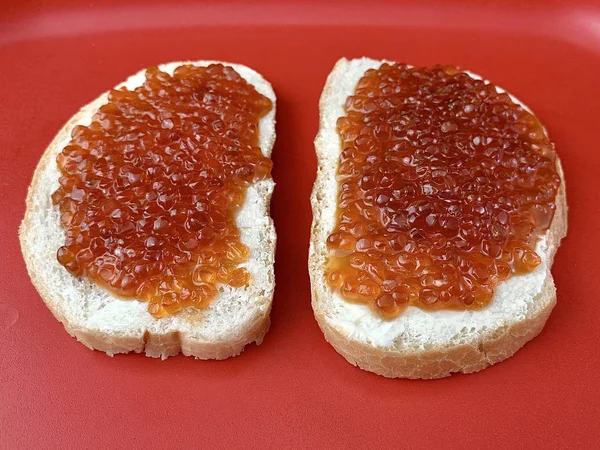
[[52, 64, 273, 318], [326, 63, 560, 319]]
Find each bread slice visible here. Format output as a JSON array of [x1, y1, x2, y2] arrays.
[[310, 57, 567, 379], [19, 60, 277, 359]]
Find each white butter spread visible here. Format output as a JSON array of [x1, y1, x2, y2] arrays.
[[34, 61, 275, 335], [320, 58, 550, 349], [326, 238, 547, 348]]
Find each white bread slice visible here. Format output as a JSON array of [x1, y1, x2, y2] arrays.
[[19, 60, 276, 359], [310, 57, 567, 379]]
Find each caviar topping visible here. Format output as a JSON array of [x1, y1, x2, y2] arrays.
[[53, 64, 273, 317], [326, 63, 559, 318]]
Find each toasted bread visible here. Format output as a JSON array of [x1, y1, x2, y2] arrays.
[[310, 58, 567, 379], [20, 60, 277, 359]]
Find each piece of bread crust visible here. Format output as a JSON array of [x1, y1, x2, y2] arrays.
[[20, 60, 277, 359], [309, 57, 567, 379]]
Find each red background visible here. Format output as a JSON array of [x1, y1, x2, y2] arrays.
[[1, 0, 599, 448]]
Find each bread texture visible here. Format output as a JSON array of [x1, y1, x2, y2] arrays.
[[20, 60, 277, 359], [310, 57, 567, 379]]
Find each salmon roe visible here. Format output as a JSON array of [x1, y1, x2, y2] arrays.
[[52, 64, 273, 318], [326, 63, 560, 319]]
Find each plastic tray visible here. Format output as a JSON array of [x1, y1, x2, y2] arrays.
[[1, 0, 599, 447]]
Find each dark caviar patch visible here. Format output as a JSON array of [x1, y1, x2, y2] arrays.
[[53, 64, 273, 318], [326, 63, 559, 319]]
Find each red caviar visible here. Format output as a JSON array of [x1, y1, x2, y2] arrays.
[[53, 64, 273, 317], [326, 63, 559, 318]]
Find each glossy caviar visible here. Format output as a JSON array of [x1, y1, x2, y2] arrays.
[[326, 63, 559, 319], [52, 64, 272, 317]]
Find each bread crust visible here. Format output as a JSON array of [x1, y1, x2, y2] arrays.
[[19, 61, 275, 359], [309, 58, 567, 379]]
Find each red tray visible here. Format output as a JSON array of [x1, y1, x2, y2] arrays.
[[2, 0, 599, 447]]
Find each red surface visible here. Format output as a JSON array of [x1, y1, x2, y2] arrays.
[[1, 1, 600, 448]]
